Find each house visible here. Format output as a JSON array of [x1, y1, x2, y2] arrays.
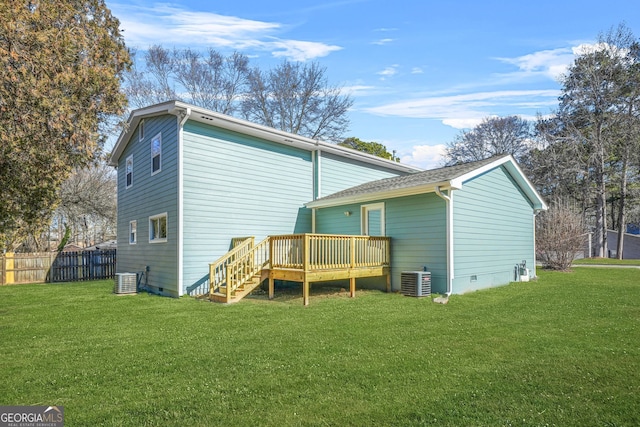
[[306, 155, 548, 295], [108, 101, 420, 297]]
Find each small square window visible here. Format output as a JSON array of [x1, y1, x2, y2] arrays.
[[126, 155, 133, 188], [129, 220, 137, 244], [149, 213, 167, 243], [139, 120, 144, 141], [151, 133, 161, 175]]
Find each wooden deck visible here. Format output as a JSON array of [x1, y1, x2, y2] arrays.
[[209, 234, 390, 305]]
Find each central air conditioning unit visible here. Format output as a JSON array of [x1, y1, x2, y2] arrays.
[[114, 272, 137, 294], [400, 271, 431, 297]]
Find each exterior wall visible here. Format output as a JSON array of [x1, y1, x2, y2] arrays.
[[452, 166, 535, 294], [314, 193, 448, 293], [181, 121, 315, 295], [318, 152, 405, 198], [116, 115, 180, 296]]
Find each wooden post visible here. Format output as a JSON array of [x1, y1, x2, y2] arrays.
[[349, 277, 356, 298], [225, 265, 232, 303], [303, 280, 309, 306], [268, 275, 274, 300], [5, 252, 15, 285], [386, 272, 391, 293]]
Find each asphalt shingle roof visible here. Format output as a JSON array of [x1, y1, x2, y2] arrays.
[[315, 156, 506, 202]]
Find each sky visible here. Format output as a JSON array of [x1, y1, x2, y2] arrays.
[[107, 0, 640, 169]]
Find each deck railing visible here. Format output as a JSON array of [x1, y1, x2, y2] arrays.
[[209, 237, 254, 295], [270, 234, 390, 271], [224, 237, 270, 300]]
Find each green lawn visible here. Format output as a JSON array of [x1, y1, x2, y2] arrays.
[[573, 257, 640, 266], [1, 269, 639, 426]]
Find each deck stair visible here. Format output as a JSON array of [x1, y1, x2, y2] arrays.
[[209, 237, 270, 303]]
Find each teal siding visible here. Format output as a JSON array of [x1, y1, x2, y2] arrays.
[[182, 121, 314, 295], [116, 115, 179, 296], [319, 152, 406, 197], [315, 194, 448, 293], [452, 166, 535, 293]]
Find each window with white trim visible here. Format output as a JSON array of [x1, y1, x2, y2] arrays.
[[139, 120, 144, 141], [125, 155, 133, 188], [361, 203, 385, 236], [149, 213, 167, 243], [129, 220, 137, 244], [151, 133, 162, 175]]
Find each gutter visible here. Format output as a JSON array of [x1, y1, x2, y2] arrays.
[[435, 186, 454, 296]]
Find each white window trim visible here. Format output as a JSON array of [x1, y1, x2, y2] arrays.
[[139, 120, 145, 141], [361, 202, 385, 236], [149, 213, 168, 243], [125, 155, 133, 189], [151, 132, 162, 176], [129, 220, 137, 245]]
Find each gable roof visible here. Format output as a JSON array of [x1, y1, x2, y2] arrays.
[[108, 100, 421, 174], [306, 155, 548, 211]]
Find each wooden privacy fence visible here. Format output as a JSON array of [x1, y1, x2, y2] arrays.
[[0, 249, 116, 285]]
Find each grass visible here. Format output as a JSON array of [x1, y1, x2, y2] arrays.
[[1, 269, 639, 426], [572, 257, 640, 266]]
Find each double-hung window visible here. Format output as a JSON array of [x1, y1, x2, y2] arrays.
[[126, 155, 133, 188], [151, 133, 162, 175], [129, 220, 137, 244], [149, 213, 167, 243]]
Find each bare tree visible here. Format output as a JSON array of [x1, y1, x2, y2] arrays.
[[444, 116, 533, 165], [55, 164, 117, 248], [173, 48, 249, 115], [536, 201, 586, 270], [242, 61, 352, 142]]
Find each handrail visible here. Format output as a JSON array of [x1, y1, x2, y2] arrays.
[[225, 237, 270, 297], [209, 237, 255, 297]]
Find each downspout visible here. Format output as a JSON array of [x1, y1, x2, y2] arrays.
[[176, 107, 191, 297], [435, 186, 454, 296]]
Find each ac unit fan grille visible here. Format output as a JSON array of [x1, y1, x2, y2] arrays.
[[115, 273, 137, 294], [400, 271, 431, 297]]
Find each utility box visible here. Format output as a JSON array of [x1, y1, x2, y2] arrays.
[[114, 273, 137, 294]]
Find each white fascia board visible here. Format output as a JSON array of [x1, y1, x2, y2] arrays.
[[306, 182, 452, 209]]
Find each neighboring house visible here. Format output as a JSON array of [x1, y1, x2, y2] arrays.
[[108, 101, 420, 297], [306, 155, 548, 295], [606, 230, 640, 259]]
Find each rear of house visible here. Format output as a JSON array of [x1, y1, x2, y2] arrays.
[[109, 101, 420, 297]]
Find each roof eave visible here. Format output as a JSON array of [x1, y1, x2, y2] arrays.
[[108, 101, 422, 174], [306, 181, 453, 208]]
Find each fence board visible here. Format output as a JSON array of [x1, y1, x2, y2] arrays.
[[0, 249, 116, 285]]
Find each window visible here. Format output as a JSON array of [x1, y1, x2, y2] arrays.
[[151, 133, 162, 174], [361, 203, 385, 236], [149, 213, 167, 243], [139, 120, 144, 141], [129, 220, 137, 244], [126, 155, 133, 188]]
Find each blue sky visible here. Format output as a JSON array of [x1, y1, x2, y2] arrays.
[[107, 0, 640, 169]]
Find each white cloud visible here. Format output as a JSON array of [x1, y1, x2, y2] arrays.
[[399, 144, 447, 169], [111, 3, 341, 61], [496, 47, 575, 80], [411, 67, 424, 74], [377, 65, 399, 79], [372, 38, 395, 45], [363, 89, 559, 129]]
